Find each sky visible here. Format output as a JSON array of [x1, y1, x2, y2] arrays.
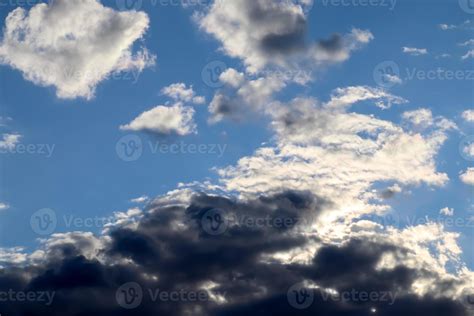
[[0, 0, 473, 315]]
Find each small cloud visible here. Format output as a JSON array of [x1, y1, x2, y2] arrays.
[[0, 203, 9, 211], [402, 47, 428, 56], [379, 184, 402, 199], [435, 53, 451, 59], [161, 83, 205, 104], [461, 50, 474, 60], [462, 110, 474, 122], [120, 103, 197, 136], [130, 195, 149, 204], [459, 39, 474, 47], [439, 24, 456, 30], [439, 207, 454, 216], [0, 133, 21, 150], [460, 168, 474, 186]]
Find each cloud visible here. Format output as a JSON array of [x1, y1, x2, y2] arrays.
[[208, 68, 286, 122], [0, 202, 9, 211], [402, 47, 428, 56], [439, 24, 456, 30], [0, 133, 21, 150], [439, 207, 454, 216], [461, 50, 474, 60], [120, 103, 197, 136], [216, 87, 456, 233], [462, 110, 474, 122], [130, 196, 150, 204], [0, 0, 154, 100], [438, 20, 474, 31], [460, 168, 474, 186], [161, 83, 205, 104], [402, 109, 434, 128], [0, 190, 471, 315], [197, 0, 372, 76]]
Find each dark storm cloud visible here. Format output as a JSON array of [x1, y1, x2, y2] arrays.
[[0, 191, 470, 315]]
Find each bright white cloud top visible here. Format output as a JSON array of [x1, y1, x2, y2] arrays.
[[460, 168, 474, 186], [120, 103, 197, 136], [0, 0, 154, 99]]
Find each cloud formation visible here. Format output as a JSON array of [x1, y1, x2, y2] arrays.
[[0, 190, 471, 315], [0, 0, 154, 99], [402, 47, 428, 56], [197, 0, 372, 75], [120, 103, 197, 136], [460, 168, 474, 186]]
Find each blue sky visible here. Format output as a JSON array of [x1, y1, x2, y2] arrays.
[[0, 0, 473, 307], [0, 1, 473, 315]]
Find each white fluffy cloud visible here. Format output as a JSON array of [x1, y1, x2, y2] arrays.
[[402, 47, 428, 56], [161, 83, 205, 104], [0, 0, 154, 99], [0, 133, 21, 150], [460, 168, 474, 186], [462, 109, 474, 122], [217, 86, 456, 230], [0, 203, 9, 211], [197, 0, 372, 75], [120, 103, 197, 136]]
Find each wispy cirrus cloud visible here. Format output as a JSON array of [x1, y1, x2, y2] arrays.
[[402, 47, 428, 56]]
